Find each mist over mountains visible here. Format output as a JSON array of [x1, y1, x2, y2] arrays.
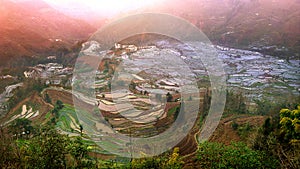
[[0, 0, 299, 67], [47, 0, 300, 52], [0, 1, 299, 168], [0, 0, 95, 66], [140, 0, 300, 53]]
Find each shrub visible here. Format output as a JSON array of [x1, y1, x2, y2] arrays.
[[196, 141, 278, 169], [129, 148, 183, 169], [279, 105, 300, 142], [253, 104, 300, 168], [231, 121, 239, 130]]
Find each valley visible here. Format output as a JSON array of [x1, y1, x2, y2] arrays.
[[0, 0, 299, 168], [1, 37, 299, 160]]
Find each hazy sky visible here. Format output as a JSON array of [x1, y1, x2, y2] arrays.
[[43, 0, 162, 17]]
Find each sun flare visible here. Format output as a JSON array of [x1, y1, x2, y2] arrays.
[[43, 0, 162, 16]]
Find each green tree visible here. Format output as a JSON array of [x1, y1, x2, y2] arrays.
[[279, 105, 300, 142], [253, 103, 300, 168], [55, 100, 64, 110], [21, 126, 69, 169], [67, 136, 92, 168], [0, 127, 21, 168], [79, 124, 83, 136], [103, 61, 109, 73], [7, 79, 48, 111], [51, 107, 59, 118], [166, 92, 173, 102], [224, 90, 247, 114], [44, 93, 52, 104], [231, 121, 239, 130], [130, 147, 183, 169], [197, 141, 278, 169], [9, 118, 34, 139]]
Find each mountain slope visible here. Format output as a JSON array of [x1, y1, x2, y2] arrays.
[[138, 0, 300, 54], [0, 0, 96, 66]]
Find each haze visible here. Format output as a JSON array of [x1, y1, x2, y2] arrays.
[[43, 0, 163, 17]]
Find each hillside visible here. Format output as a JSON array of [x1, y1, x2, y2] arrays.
[[137, 0, 300, 55], [42, 0, 300, 55], [0, 0, 96, 66]]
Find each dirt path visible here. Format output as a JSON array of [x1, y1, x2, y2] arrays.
[[181, 114, 266, 168], [209, 115, 266, 145]]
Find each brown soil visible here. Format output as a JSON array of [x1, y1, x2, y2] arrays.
[[1, 92, 53, 125], [209, 115, 266, 145], [88, 152, 116, 160], [3, 87, 267, 167], [45, 88, 74, 106], [45, 88, 94, 112], [181, 115, 266, 168]]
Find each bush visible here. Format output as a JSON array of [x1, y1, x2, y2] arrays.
[[129, 148, 183, 169], [253, 104, 300, 168], [224, 90, 247, 115], [237, 122, 253, 139], [231, 121, 239, 130], [44, 93, 51, 104], [196, 141, 278, 169], [279, 106, 300, 142]]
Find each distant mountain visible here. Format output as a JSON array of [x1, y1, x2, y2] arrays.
[[135, 0, 300, 55], [36, 0, 300, 57], [0, 0, 96, 66], [1, 0, 298, 67], [42, 0, 108, 28]]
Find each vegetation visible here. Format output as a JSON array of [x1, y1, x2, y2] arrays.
[[1, 121, 184, 169], [231, 121, 239, 130], [253, 104, 300, 168], [196, 141, 278, 169], [50, 100, 65, 123], [44, 92, 52, 104], [9, 118, 34, 139], [279, 106, 300, 141], [237, 122, 253, 140], [7, 79, 48, 111], [1, 72, 300, 168], [126, 148, 183, 169], [224, 90, 247, 115], [166, 92, 173, 102], [0, 124, 96, 169]]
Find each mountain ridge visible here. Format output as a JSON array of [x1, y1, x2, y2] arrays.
[[0, 0, 96, 66]]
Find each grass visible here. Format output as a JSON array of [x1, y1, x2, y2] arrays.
[[96, 140, 121, 152], [45, 112, 51, 119], [167, 105, 180, 116], [56, 104, 80, 132], [57, 104, 106, 136], [272, 81, 294, 90], [250, 82, 264, 88], [55, 104, 108, 153], [238, 69, 247, 74], [237, 122, 253, 140]]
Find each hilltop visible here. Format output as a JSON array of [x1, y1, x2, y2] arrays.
[[0, 0, 95, 67]]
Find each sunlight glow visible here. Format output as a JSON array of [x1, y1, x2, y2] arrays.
[[43, 0, 162, 16]]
